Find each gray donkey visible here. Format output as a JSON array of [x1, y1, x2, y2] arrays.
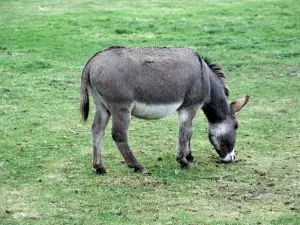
[[80, 46, 249, 174]]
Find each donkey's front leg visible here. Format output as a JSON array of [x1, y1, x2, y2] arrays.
[[111, 107, 146, 173], [176, 107, 197, 168]]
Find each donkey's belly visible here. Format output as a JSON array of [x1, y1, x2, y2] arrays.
[[132, 101, 182, 119]]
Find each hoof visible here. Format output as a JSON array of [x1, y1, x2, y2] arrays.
[[95, 167, 107, 175], [133, 165, 147, 173], [186, 153, 194, 163], [180, 163, 191, 169], [177, 156, 190, 167]]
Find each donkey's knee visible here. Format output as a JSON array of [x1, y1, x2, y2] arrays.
[[112, 129, 127, 143]]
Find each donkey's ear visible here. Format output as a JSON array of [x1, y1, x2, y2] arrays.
[[230, 95, 250, 113]]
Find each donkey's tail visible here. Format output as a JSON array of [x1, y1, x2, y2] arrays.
[[80, 65, 90, 121]]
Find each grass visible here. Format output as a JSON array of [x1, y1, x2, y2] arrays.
[[1, 0, 300, 224]]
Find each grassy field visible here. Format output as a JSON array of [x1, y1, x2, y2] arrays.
[[1, 0, 300, 224]]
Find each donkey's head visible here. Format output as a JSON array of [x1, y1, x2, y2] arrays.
[[208, 96, 249, 163]]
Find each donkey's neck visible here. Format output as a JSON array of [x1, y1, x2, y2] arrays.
[[202, 75, 230, 123]]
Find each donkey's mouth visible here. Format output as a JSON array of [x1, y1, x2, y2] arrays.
[[221, 150, 236, 163]]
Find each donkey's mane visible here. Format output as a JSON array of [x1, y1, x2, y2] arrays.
[[203, 57, 229, 98]]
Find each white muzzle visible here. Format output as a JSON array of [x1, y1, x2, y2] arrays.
[[222, 149, 236, 163]]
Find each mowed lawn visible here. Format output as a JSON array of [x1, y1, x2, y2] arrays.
[[1, 0, 299, 224]]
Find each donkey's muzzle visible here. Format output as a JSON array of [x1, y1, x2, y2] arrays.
[[221, 149, 236, 163]]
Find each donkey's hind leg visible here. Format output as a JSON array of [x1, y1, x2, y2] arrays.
[[92, 106, 110, 174], [90, 90, 111, 174], [111, 105, 146, 173], [177, 106, 198, 168]]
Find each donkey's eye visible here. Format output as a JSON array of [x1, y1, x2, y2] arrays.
[[234, 123, 239, 129]]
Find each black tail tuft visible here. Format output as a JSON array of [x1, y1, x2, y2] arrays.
[[80, 66, 90, 121]]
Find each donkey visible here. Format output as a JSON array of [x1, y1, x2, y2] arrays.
[[80, 46, 249, 174]]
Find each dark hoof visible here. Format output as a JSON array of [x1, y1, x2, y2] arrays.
[[95, 167, 107, 175], [186, 153, 194, 163], [133, 165, 147, 173], [180, 163, 191, 169], [177, 156, 190, 168]]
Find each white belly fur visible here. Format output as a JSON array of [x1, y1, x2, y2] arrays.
[[132, 101, 182, 119]]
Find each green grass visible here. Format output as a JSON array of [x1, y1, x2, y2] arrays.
[[1, 0, 300, 224]]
